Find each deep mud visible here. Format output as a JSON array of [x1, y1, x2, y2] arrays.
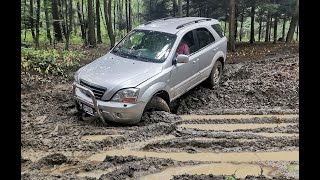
[[174, 53, 299, 115], [21, 43, 299, 179]]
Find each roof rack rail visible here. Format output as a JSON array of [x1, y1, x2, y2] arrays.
[[144, 16, 176, 25], [176, 18, 212, 29]]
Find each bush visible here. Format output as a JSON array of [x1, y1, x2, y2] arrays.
[[21, 47, 83, 76]]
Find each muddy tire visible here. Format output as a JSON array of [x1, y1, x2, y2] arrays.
[[144, 96, 170, 112], [209, 61, 223, 87]]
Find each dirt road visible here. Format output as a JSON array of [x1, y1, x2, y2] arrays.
[[21, 43, 299, 180]]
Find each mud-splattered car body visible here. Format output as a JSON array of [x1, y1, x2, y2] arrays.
[[73, 17, 227, 124]]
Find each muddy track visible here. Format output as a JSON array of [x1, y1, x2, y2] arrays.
[[21, 49, 299, 179]]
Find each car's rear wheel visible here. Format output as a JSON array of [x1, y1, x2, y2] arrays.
[[144, 96, 170, 112], [209, 61, 223, 87]]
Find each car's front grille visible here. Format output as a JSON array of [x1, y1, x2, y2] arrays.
[[80, 80, 106, 100]]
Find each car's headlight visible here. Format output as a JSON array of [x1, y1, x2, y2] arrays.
[[111, 88, 139, 103]]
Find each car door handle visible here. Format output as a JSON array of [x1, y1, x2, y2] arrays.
[[213, 48, 218, 51], [193, 59, 199, 64]]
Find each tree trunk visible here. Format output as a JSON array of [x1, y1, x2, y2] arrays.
[[125, 0, 129, 33], [58, 0, 67, 39], [44, 0, 52, 45], [273, 13, 278, 44], [88, 0, 96, 47], [235, 8, 239, 41], [286, 0, 299, 43], [173, 0, 176, 17], [96, 0, 102, 43], [296, 22, 299, 41], [29, 0, 36, 42], [186, 0, 189, 17], [265, 12, 270, 42], [282, 18, 286, 42], [137, 0, 140, 22], [239, 8, 244, 41], [178, 0, 182, 17], [74, 12, 78, 35], [258, 16, 262, 42], [269, 18, 272, 41], [69, 0, 73, 35], [104, 0, 115, 47], [228, 0, 236, 52], [23, 0, 27, 41], [129, 0, 132, 31], [35, 0, 41, 48], [249, 2, 255, 44], [64, 0, 70, 50], [113, 0, 116, 32], [77, 1, 85, 40], [52, 0, 63, 42]]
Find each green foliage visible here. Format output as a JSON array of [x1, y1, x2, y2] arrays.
[[21, 47, 83, 76], [225, 175, 236, 180]]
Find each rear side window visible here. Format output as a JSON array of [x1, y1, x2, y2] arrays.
[[196, 28, 215, 49], [211, 24, 224, 38]]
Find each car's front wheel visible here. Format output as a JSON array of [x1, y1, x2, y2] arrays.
[[209, 61, 223, 87], [144, 96, 170, 112]]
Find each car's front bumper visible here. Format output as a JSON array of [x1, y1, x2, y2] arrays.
[[72, 82, 146, 124]]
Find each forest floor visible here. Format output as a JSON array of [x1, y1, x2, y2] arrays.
[[21, 42, 299, 180]]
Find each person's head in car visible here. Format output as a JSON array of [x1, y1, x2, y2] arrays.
[[176, 37, 190, 55]]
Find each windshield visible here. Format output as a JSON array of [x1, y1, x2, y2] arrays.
[[111, 30, 177, 63]]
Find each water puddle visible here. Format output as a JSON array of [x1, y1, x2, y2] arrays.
[[89, 150, 298, 162], [140, 163, 274, 180], [192, 137, 255, 142], [178, 123, 296, 131], [81, 134, 123, 141], [127, 135, 176, 149], [179, 114, 298, 120]]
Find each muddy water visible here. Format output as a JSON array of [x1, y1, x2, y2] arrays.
[[178, 123, 296, 131], [128, 135, 176, 149], [89, 150, 299, 162], [179, 114, 299, 120], [192, 137, 255, 142], [81, 134, 123, 141], [140, 163, 274, 180]]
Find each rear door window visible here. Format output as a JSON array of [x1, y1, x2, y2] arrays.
[[211, 24, 224, 38], [195, 28, 215, 49]]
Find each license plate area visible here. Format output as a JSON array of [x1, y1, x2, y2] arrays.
[[81, 103, 94, 115]]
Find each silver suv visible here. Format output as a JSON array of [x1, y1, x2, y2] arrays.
[[73, 17, 227, 124]]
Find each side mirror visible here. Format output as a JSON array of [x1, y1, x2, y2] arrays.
[[176, 54, 189, 63]]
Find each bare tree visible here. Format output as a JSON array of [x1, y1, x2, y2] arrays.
[[186, 0, 190, 17], [44, 0, 52, 45], [286, 0, 299, 43], [35, 0, 41, 48], [178, 0, 182, 17], [96, 0, 102, 43], [29, 0, 36, 42], [229, 0, 236, 52], [249, 1, 256, 44], [265, 12, 270, 42], [76, 1, 85, 41], [282, 17, 286, 42], [52, 0, 63, 42], [129, 0, 132, 31], [104, 0, 115, 47], [258, 16, 262, 42], [88, 0, 96, 47], [239, 8, 244, 41]]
